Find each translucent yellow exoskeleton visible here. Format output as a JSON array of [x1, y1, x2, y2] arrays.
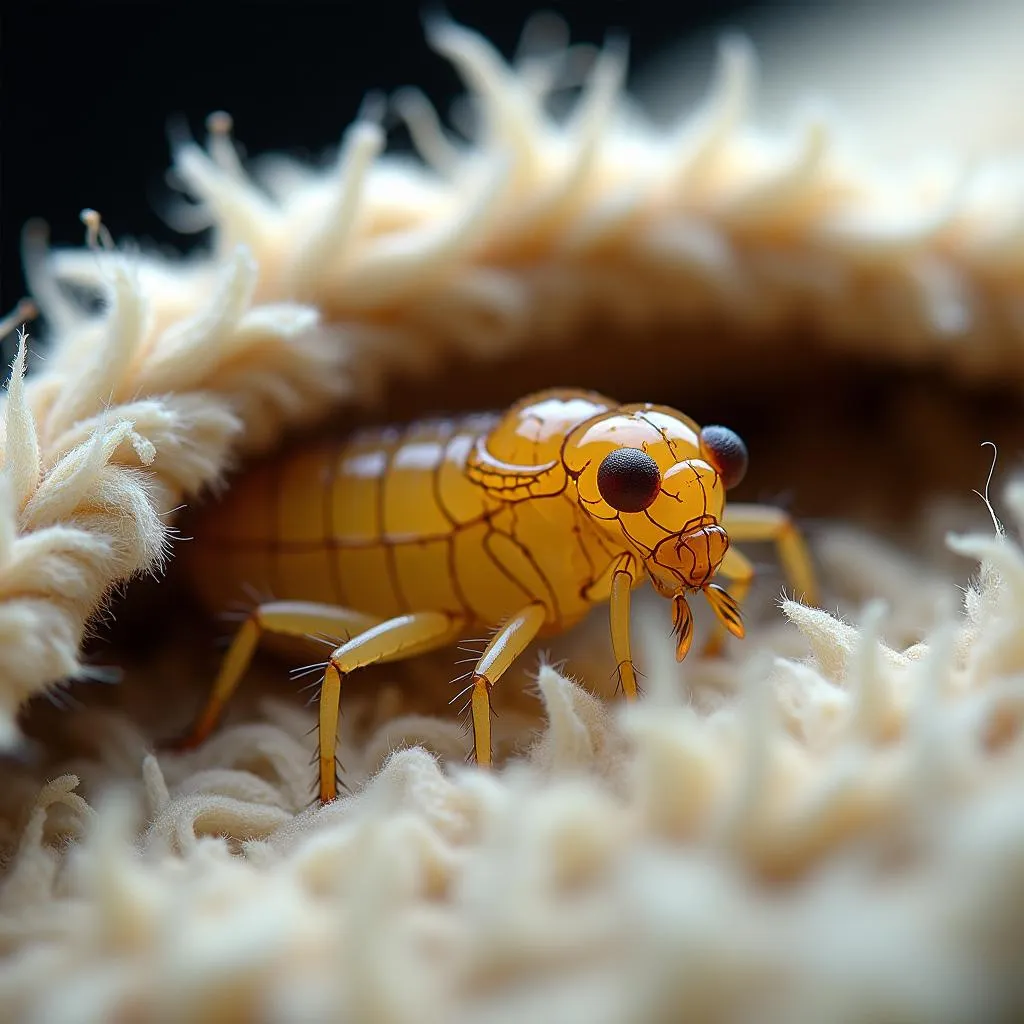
[[175, 388, 819, 802]]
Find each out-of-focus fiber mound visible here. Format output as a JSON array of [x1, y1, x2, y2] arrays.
[[1, 11, 1023, 1022]]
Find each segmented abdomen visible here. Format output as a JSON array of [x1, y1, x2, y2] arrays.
[[184, 412, 564, 627]]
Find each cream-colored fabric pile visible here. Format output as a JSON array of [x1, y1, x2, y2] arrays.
[[2, 13, 1024, 1022]]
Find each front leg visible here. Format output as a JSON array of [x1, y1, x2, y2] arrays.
[[608, 552, 641, 699]]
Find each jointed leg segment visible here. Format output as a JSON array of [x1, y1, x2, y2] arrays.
[[170, 600, 464, 804], [315, 611, 465, 801], [608, 555, 640, 699], [467, 602, 547, 768], [723, 503, 819, 605], [170, 601, 382, 750], [175, 591, 552, 803], [703, 502, 819, 655]]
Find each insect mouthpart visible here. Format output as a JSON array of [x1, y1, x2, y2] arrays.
[[650, 516, 729, 590], [670, 580, 745, 662]]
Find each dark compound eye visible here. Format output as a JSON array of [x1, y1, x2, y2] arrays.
[[597, 448, 662, 513], [699, 425, 749, 489]]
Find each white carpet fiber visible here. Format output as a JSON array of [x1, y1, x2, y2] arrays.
[[2, 11, 1024, 1022]]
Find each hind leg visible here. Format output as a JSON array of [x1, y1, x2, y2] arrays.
[[723, 503, 819, 605], [167, 601, 382, 751], [702, 505, 819, 657]]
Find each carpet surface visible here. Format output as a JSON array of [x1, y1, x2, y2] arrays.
[[2, 10, 1024, 1022]]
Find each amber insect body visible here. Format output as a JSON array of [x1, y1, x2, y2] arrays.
[[177, 388, 819, 802]]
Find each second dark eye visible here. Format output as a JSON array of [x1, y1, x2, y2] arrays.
[[597, 448, 662, 513], [698, 425, 748, 490]]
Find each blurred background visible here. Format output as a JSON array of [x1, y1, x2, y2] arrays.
[[6, 0, 1022, 315], [0, 0, 749, 315]]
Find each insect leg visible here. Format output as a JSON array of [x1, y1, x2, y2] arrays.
[[468, 602, 547, 768], [167, 601, 382, 751], [703, 546, 754, 657], [723, 503, 820, 607], [318, 611, 466, 803], [608, 554, 640, 699]]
